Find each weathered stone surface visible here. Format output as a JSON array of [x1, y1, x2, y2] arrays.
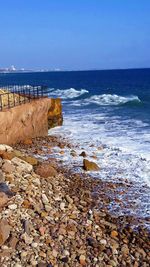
[[2, 161, 15, 173], [83, 159, 100, 171], [11, 157, 33, 173], [0, 144, 13, 152], [0, 219, 11, 245], [0, 98, 62, 145], [35, 163, 57, 178]]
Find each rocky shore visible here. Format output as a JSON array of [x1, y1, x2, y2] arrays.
[[0, 137, 149, 267]]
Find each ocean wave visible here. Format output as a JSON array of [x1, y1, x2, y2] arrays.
[[48, 88, 89, 99], [69, 94, 141, 106]]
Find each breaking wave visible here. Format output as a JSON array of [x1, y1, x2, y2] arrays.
[[70, 94, 141, 106], [48, 88, 89, 99]]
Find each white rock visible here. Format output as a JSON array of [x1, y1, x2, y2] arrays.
[[14, 264, 22, 267], [60, 202, 65, 210], [11, 157, 33, 173], [33, 178, 41, 186], [0, 144, 13, 152], [8, 204, 17, 210], [42, 194, 49, 204], [100, 239, 107, 245]]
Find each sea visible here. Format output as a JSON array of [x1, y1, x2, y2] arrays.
[[0, 69, 150, 223]]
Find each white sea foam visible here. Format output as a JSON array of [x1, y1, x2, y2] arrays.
[[48, 88, 89, 99], [69, 94, 141, 106]]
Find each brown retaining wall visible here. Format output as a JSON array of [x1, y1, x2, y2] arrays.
[[0, 98, 62, 145]]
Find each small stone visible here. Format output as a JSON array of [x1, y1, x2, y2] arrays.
[[64, 250, 70, 256], [100, 239, 107, 245], [22, 233, 33, 244], [52, 249, 58, 257], [23, 138, 33, 145], [9, 236, 18, 249], [21, 251, 28, 258], [22, 199, 32, 209], [121, 244, 129, 256], [0, 219, 11, 245], [42, 194, 49, 204], [79, 255, 86, 266], [65, 195, 73, 204], [60, 202, 65, 210], [8, 204, 17, 210], [0, 192, 9, 209], [79, 151, 87, 157], [111, 230, 118, 238], [39, 226, 46, 236], [31, 242, 38, 248]]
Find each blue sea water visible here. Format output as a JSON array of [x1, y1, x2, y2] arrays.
[[0, 69, 150, 220]]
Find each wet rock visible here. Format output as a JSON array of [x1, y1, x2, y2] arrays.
[[0, 219, 11, 245], [2, 161, 15, 174], [83, 159, 100, 171], [35, 163, 57, 178], [79, 151, 87, 157]]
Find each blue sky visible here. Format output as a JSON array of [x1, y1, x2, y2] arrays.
[[0, 0, 150, 70]]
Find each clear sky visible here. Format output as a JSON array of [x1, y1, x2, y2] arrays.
[[0, 0, 150, 70]]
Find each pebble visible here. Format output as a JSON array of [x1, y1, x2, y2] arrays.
[[42, 194, 49, 204], [8, 204, 17, 210], [60, 202, 65, 210]]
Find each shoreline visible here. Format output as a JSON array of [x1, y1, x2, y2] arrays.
[[0, 136, 149, 266]]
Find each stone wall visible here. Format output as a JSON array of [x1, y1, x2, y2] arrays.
[[0, 98, 62, 145]]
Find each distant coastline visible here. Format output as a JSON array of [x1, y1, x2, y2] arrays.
[[0, 66, 150, 74]]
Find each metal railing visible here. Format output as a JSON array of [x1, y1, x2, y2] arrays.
[[0, 85, 48, 111]]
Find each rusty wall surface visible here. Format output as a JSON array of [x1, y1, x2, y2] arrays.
[[0, 98, 62, 145]]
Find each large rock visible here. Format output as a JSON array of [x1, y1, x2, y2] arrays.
[[2, 161, 15, 174], [11, 157, 33, 173], [35, 163, 57, 178], [0, 219, 11, 245], [21, 156, 38, 166], [0, 145, 13, 152], [83, 159, 100, 171]]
